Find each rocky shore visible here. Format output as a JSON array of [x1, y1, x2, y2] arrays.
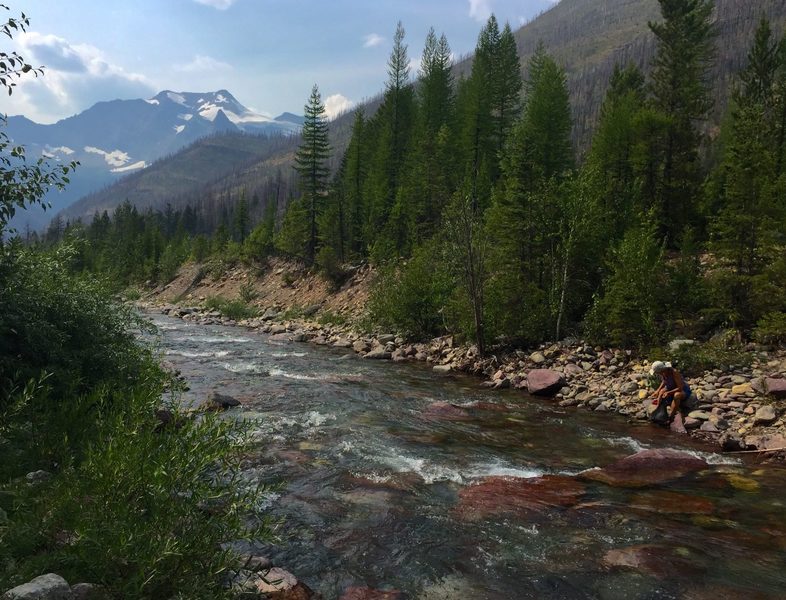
[[148, 302, 786, 458]]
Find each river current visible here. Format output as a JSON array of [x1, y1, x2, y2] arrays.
[[147, 312, 786, 599]]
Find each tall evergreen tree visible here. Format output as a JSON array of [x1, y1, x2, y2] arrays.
[[365, 22, 415, 259], [648, 0, 716, 244], [293, 84, 330, 264]]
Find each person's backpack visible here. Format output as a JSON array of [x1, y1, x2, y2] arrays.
[[651, 400, 669, 425]]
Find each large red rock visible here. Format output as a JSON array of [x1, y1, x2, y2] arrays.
[[339, 587, 401, 600], [455, 475, 585, 521], [629, 490, 715, 515], [527, 369, 566, 396], [765, 377, 786, 398], [423, 401, 472, 420], [579, 449, 708, 488]]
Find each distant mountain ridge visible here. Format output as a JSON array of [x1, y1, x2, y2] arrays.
[[55, 0, 786, 230], [7, 90, 301, 231]]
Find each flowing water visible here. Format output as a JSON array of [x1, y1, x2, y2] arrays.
[[148, 313, 786, 599]]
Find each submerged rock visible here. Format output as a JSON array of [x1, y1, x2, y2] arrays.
[[455, 475, 585, 521], [423, 401, 471, 421], [207, 391, 241, 411], [602, 544, 700, 578], [628, 490, 715, 515], [579, 449, 707, 488], [339, 586, 401, 600]]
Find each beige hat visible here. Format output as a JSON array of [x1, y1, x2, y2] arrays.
[[649, 360, 672, 376]]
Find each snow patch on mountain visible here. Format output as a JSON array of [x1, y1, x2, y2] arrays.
[[167, 92, 187, 105], [84, 146, 131, 167], [111, 160, 147, 173], [178, 113, 193, 121]]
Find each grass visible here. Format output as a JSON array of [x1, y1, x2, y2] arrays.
[[203, 295, 259, 321]]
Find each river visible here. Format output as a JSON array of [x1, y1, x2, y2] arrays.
[[147, 312, 786, 599]]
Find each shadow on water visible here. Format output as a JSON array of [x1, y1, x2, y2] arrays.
[[146, 313, 786, 600]]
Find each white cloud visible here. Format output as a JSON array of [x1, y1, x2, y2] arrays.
[[7, 31, 154, 123], [174, 54, 233, 73], [323, 93, 354, 119], [363, 33, 384, 48], [193, 0, 237, 9], [468, 0, 493, 23]]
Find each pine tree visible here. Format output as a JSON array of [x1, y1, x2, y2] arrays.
[[648, 0, 716, 244], [585, 64, 647, 241], [709, 16, 785, 326], [294, 84, 330, 265], [365, 22, 415, 259]]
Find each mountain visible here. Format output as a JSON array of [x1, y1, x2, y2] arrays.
[[56, 0, 786, 229], [6, 90, 301, 232]]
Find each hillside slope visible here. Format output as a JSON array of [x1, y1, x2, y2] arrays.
[[59, 0, 786, 226]]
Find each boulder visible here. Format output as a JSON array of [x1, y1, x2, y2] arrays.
[[455, 475, 585, 521], [352, 340, 370, 353], [377, 334, 396, 344], [363, 347, 391, 360], [527, 370, 565, 396], [2, 574, 71, 600], [207, 392, 241, 410], [579, 449, 707, 488], [333, 338, 353, 348], [765, 378, 786, 398], [744, 432, 786, 451], [753, 405, 778, 426]]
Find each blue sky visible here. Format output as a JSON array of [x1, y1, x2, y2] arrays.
[[4, 0, 558, 123]]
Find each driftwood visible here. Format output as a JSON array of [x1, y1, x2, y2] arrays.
[[725, 447, 786, 455]]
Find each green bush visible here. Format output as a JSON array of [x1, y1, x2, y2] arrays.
[[315, 246, 348, 289], [0, 244, 272, 597], [368, 242, 453, 339], [203, 295, 258, 320], [239, 281, 259, 304], [753, 311, 786, 345], [318, 309, 348, 327], [666, 332, 752, 376]]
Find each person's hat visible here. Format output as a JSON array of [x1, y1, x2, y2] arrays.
[[649, 360, 672, 376]]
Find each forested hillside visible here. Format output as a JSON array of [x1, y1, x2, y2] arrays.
[[47, 0, 786, 354], [56, 0, 786, 231]]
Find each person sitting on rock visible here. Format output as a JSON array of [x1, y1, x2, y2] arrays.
[[649, 361, 692, 421]]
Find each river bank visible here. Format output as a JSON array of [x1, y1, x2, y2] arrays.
[[138, 265, 786, 459]]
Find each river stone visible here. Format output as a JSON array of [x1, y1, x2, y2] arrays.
[[2, 573, 71, 600], [207, 392, 241, 410], [432, 364, 452, 373], [684, 417, 701, 430], [339, 587, 401, 600], [620, 381, 639, 394], [602, 545, 699, 578], [564, 363, 583, 377], [670, 413, 688, 434], [423, 401, 471, 420], [579, 449, 707, 488], [765, 378, 786, 398], [744, 432, 786, 451], [527, 369, 565, 396], [688, 411, 711, 421], [352, 340, 370, 353], [377, 334, 396, 344], [753, 405, 778, 426], [731, 383, 752, 395], [530, 351, 547, 364], [269, 324, 287, 335], [700, 421, 719, 433], [364, 347, 391, 360], [455, 475, 585, 521], [333, 338, 353, 348], [249, 568, 314, 599]]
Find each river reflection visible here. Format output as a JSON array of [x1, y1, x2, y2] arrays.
[[146, 312, 786, 600]]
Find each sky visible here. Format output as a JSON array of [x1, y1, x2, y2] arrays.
[[2, 0, 559, 124]]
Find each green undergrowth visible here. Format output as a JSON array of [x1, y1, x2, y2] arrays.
[[0, 244, 272, 598], [203, 295, 259, 320]]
